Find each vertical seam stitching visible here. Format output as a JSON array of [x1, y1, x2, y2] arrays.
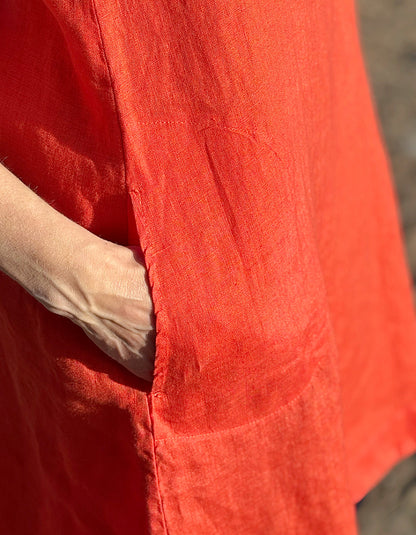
[[90, 3, 168, 533], [146, 393, 170, 535], [90, 0, 130, 217]]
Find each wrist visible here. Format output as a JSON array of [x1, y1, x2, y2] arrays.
[[16, 213, 99, 314], [32, 224, 103, 316]]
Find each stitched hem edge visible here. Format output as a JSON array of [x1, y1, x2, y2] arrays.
[[350, 405, 416, 503]]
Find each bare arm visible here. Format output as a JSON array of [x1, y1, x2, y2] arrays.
[[0, 160, 98, 303], [0, 161, 156, 381]]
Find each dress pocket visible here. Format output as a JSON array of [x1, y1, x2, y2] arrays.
[[126, 187, 164, 387], [126, 120, 336, 438]]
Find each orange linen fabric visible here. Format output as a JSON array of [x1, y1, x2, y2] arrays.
[[1, 1, 416, 533]]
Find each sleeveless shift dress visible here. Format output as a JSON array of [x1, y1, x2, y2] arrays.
[[1, 1, 416, 534]]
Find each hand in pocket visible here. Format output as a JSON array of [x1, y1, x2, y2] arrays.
[[41, 239, 156, 382]]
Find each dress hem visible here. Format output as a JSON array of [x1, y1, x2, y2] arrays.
[[350, 405, 416, 504]]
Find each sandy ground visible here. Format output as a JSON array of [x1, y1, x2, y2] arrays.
[[355, 0, 416, 533]]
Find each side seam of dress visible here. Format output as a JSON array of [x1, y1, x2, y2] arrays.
[[89, 1, 167, 532]]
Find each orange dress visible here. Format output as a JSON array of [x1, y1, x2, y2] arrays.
[[1, 1, 416, 533]]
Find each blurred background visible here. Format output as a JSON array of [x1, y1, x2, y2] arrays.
[[355, 0, 416, 533]]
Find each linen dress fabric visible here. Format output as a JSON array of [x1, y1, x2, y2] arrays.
[[1, 1, 416, 533]]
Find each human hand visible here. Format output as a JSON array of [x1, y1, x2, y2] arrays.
[[0, 162, 155, 381], [42, 239, 156, 382]]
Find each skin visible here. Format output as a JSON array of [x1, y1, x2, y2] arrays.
[[0, 160, 156, 382]]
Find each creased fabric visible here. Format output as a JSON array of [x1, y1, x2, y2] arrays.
[[1, 0, 416, 533]]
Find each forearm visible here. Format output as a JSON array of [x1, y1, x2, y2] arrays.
[[0, 161, 97, 304]]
